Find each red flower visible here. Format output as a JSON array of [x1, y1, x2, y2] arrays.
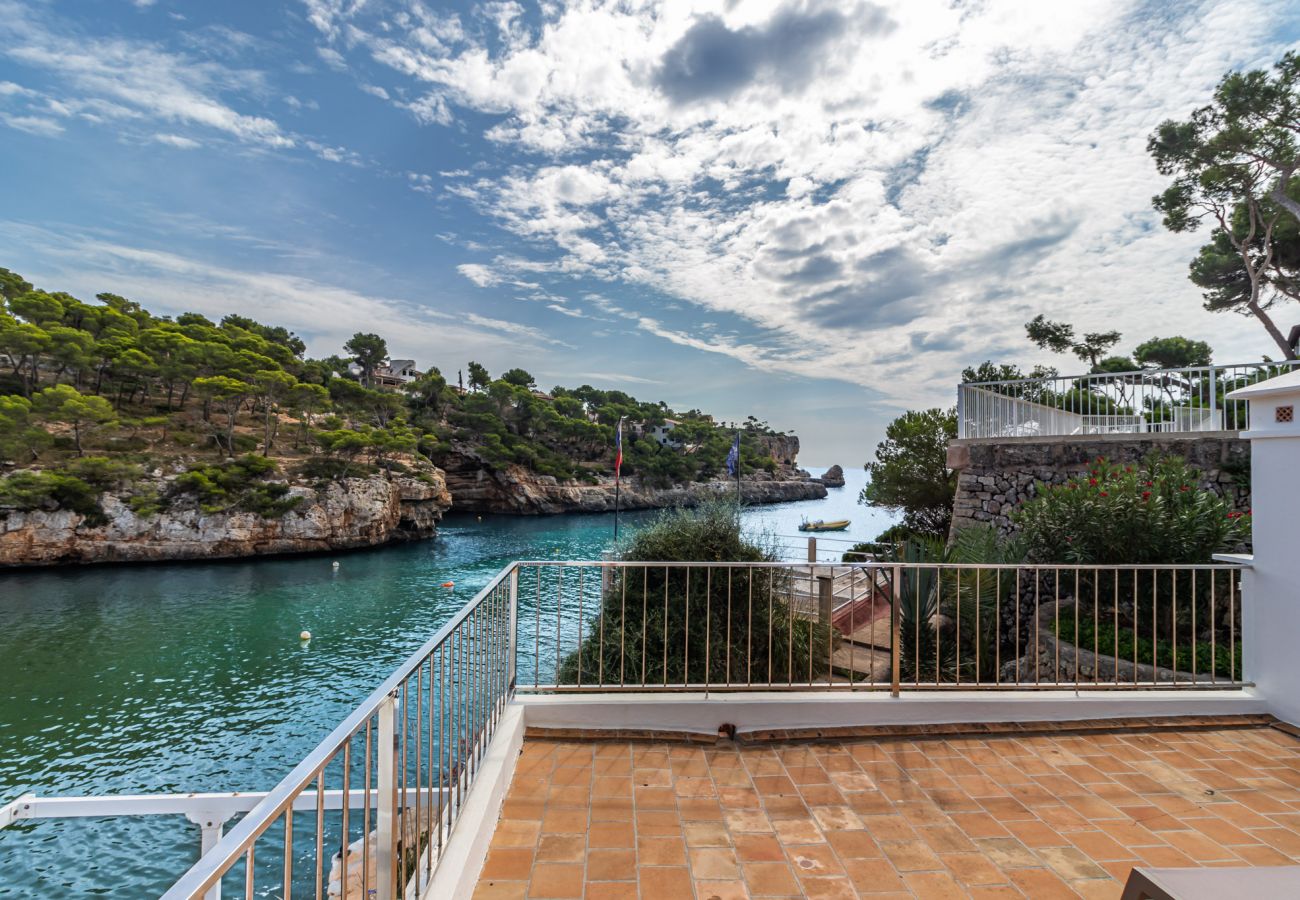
[[1099, 491, 1108, 497], [1088, 477, 1098, 486], [1142, 491, 1151, 500], [1125, 466, 1133, 473], [1179, 485, 1189, 492]]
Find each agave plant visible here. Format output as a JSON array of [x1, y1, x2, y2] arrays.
[[885, 526, 1025, 684]]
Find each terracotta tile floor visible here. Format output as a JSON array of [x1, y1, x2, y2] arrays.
[[475, 726, 1300, 899]]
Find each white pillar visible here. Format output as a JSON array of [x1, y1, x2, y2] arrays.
[[1227, 371, 1300, 726]]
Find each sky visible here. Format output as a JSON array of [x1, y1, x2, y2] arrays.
[[1, 0, 1298, 466]]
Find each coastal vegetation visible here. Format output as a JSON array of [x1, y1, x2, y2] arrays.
[[858, 408, 957, 540], [558, 501, 829, 685], [0, 265, 786, 523]]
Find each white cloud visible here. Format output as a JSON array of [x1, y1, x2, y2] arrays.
[[314, 0, 1295, 405], [0, 80, 35, 97], [0, 223, 555, 363], [153, 132, 200, 149], [457, 263, 502, 287], [3, 113, 63, 136], [0, 0, 294, 149], [317, 46, 348, 71]]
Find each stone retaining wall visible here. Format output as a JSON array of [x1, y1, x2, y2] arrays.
[[947, 432, 1250, 537]]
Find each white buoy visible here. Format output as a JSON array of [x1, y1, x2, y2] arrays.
[[332, 561, 340, 569], [300, 630, 312, 642]]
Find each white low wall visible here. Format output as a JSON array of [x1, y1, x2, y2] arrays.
[[421, 706, 525, 900], [518, 689, 1269, 738]]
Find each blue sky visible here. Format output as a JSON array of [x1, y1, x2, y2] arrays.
[[1, 0, 1297, 464]]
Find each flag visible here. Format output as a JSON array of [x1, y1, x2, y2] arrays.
[[615, 420, 623, 480], [725, 431, 740, 477]]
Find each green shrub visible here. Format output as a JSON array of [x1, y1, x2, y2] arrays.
[[63, 457, 141, 490], [294, 457, 376, 483], [558, 501, 830, 685], [0, 470, 106, 525], [1055, 604, 1241, 681], [172, 455, 302, 518], [1013, 455, 1248, 564], [127, 487, 168, 518]]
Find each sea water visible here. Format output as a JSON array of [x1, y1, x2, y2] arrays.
[[0, 467, 888, 895]]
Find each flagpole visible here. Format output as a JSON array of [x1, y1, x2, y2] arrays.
[[735, 429, 741, 510], [614, 417, 625, 543]]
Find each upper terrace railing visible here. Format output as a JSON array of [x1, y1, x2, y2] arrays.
[[135, 558, 1243, 898], [957, 360, 1300, 440]]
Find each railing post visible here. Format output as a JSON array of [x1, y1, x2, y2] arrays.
[[817, 576, 833, 628], [1209, 366, 1219, 430], [890, 566, 902, 697], [376, 694, 397, 900], [807, 537, 816, 563], [508, 566, 519, 693], [194, 816, 223, 900], [957, 383, 966, 439]]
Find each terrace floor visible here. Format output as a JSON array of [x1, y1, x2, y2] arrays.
[[474, 721, 1300, 899]]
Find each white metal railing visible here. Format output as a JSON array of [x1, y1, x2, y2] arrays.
[[957, 360, 1300, 439], [1, 558, 1250, 899], [511, 561, 1246, 695], [159, 565, 516, 900]]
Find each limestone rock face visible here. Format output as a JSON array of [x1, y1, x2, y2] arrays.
[[438, 446, 827, 515], [816, 465, 846, 488], [0, 471, 452, 567]]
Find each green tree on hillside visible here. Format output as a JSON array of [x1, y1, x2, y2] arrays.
[[466, 361, 490, 392], [33, 384, 116, 457], [500, 368, 535, 388], [344, 333, 387, 387], [860, 408, 957, 539], [1025, 315, 1122, 370]]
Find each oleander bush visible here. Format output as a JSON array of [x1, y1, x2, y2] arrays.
[[1013, 455, 1248, 564]]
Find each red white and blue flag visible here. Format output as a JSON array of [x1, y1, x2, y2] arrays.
[[614, 420, 623, 482]]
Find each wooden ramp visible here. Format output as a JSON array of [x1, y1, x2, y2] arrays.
[[788, 565, 893, 682]]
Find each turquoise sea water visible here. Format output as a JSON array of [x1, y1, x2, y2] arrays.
[[0, 467, 888, 896]]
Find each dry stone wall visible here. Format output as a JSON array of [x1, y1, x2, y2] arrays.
[[947, 432, 1250, 538]]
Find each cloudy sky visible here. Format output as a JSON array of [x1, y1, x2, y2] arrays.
[[1, 0, 1297, 463]]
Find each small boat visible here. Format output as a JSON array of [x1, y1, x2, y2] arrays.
[[798, 519, 851, 532]]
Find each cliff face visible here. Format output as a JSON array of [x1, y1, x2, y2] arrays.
[[0, 472, 452, 567], [438, 446, 826, 515], [754, 434, 801, 466]]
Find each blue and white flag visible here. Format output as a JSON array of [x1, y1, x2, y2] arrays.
[[725, 431, 740, 477]]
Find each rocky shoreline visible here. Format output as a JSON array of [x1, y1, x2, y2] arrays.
[[438, 447, 827, 514], [0, 472, 452, 567], [0, 449, 831, 566]]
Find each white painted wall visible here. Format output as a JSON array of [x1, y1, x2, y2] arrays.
[[1230, 372, 1300, 727]]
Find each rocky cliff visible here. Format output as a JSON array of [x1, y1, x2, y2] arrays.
[[439, 447, 826, 515], [0, 471, 452, 567]]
